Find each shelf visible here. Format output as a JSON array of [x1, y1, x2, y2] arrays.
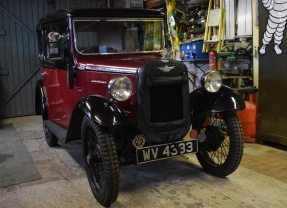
[[222, 75, 252, 79], [146, 0, 164, 8], [179, 59, 209, 62], [203, 40, 219, 44]]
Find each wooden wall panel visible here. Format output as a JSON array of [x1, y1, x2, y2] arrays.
[[257, 1, 287, 146]]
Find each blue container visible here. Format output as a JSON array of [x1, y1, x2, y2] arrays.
[[179, 41, 208, 61]]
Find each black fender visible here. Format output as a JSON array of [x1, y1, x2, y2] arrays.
[[190, 85, 245, 122], [66, 95, 128, 141]]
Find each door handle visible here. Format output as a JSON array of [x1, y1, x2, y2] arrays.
[[40, 72, 48, 76], [76, 87, 83, 92]]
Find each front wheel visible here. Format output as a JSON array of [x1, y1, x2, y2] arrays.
[[194, 111, 243, 177], [81, 116, 119, 207]]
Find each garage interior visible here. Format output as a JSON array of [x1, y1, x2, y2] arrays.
[[0, 0, 287, 208]]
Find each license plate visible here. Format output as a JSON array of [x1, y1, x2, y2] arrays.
[[136, 139, 198, 164]]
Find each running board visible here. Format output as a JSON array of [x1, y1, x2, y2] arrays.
[[44, 120, 67, 144]]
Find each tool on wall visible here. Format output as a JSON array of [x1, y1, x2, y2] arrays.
[[188, 3, 208, 37], [179, 41, 208, 61], [186, 0, 208, 6], [218, 44, 253, 76]]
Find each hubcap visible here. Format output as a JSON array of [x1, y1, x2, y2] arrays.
[[200, 114, 230, 166], [205, 125, 225, 151]]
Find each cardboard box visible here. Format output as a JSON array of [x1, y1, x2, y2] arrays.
[[114, 0, 143, 8], [114, 0, 130, 8], [131, 0, 144, 8], [146, 0, 165, 9]]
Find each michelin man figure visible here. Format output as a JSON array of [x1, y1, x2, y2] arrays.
[[259, 0, 287, 55]]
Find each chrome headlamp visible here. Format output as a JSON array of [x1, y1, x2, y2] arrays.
[[108, 76, 133, 101], [201, 71, 222, 93]]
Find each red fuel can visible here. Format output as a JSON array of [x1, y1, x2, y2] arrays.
[[237, 87, 258, 143]]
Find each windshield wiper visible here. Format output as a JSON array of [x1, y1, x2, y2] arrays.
[[78, 19, 106, 31]]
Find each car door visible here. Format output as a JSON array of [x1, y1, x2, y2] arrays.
[[41, 19, 79, 128]]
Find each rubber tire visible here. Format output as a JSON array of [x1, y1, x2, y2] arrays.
[[43, 122, 58, 147], [81, 116, 119, 207], [195, 111, 243, 177], [40, 87, 58, 147]]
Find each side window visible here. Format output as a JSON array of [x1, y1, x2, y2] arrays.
[[74, 21, 100, 53], [45, 19, 70, 61], [48, 41, 61, 59], [76, 31, 99, 52]]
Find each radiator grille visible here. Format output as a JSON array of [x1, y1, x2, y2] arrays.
[[150, 84, 183, 123]]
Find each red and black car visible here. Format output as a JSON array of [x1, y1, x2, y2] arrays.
[[35, 8, 245, 207]]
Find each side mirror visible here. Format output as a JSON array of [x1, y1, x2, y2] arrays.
[[48, 32, 67, 41]]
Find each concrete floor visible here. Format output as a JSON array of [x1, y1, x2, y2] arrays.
[[0, 115, 287, 208]]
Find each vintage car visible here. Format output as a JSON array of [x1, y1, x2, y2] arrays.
[[35, 8, 245, 207]]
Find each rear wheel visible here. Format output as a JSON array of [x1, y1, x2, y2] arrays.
[[194, 111, 243, 177], [39, 87, 58, 147], [43, 122, 58, 147], [81, 116, 119, 207]]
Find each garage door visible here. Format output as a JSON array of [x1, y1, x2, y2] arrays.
[[0, 0, 106, 118]]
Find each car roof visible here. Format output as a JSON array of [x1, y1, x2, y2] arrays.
[[38, 8, 164, 24]]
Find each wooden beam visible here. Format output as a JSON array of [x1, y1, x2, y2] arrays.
[[107, 0, 114, 8]]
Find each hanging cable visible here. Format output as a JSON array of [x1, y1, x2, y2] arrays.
[[194, 62, 205, 73]]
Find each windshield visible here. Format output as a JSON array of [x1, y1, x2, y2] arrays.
[[73, 18, 164, 54]]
